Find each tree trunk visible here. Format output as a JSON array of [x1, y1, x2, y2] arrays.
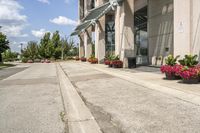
[[0, 53, 2, 63]]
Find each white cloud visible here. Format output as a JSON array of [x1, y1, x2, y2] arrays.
[[31, 29, 50, 38], [0, 0, 28, 37], [50, 16, 77, 26], [37, 0, 50, 4]]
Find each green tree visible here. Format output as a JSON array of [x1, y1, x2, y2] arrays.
[[22, 41, 39, 60], [0, 32, 9, 63], [2, 50, 18, 62], [52, 31, 61, 48], [39, 32, 54, 59], [52, 31, 62, 59]]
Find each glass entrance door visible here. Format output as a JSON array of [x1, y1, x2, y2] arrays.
[[134, 6, 148, 65], [105, 14, 115, 55]]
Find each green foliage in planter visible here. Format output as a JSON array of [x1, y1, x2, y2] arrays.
[[178, 55, 198, 67], [107, 54, 119, 61], [165, 55, 180, 66]]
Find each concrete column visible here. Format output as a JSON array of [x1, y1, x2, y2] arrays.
[[79, 35, 85, 58], [120, 0, 135, 67], [174, 0, 190, 57], [84, 30, 92, 59], [115, 6, 121, 56], [95, 0, 106, 63]]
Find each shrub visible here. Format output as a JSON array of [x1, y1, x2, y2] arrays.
[[22, 58, 28, 63], [27, 60, 33, 63], [179, 55, 198, 67], [34, 59, 41, 62]]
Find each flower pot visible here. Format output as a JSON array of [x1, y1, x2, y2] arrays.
[[109, 64, 113, 67], [165, 73, 180, 80], [182, 78, 199, 84], [104, 60, 110, 65]]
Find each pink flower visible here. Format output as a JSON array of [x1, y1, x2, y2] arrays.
[[180, 67, 199, 80], [160, 65, 183, 76]]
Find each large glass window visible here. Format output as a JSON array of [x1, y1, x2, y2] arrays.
[[105, 14, 115, 55], [90, 0, 95, 9], [134, 6, 148, 65]]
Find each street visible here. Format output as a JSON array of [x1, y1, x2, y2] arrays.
[[0, 63, 65, 133], [1, 62, 200, 133]]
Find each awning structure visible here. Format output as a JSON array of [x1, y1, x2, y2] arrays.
[[70, 0, 123, 36]]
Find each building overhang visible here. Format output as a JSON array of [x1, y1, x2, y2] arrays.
[[70, 0, 123, 36]]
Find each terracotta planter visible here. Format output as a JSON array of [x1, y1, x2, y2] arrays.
[[80, 58, 86, 62], [165, 73, 181, 80], [182, 78, 199, 84], [104, 60, 110, 65], [109, 64, 113, 67], [113, 64, 123, 68], [91, 60, 98, 64]]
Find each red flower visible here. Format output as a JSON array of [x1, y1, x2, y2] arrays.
[[104, 60, 110, 65], [180, 67, 199, 80], [160, 65, 183, 76]]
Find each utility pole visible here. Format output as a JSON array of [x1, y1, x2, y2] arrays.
[[61, 36, 66, 60], [20, 43, 23, 54]]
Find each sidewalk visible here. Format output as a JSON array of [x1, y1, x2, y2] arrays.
[[60, 61, 200, 133], [82, 62, 200, 105]]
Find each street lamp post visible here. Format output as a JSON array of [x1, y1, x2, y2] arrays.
[[20, 43, 23, 53]]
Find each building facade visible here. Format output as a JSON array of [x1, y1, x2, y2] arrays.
[[72, 0, 200, 67]]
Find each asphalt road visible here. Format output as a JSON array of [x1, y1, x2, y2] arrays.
[[0, 67, 27, 80], [0, 63, 65, 133]]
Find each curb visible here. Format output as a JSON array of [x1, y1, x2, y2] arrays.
[[82, 63, 200, 106], [56, 63, 102, 133]]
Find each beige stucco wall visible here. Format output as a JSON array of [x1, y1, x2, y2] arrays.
[[191, 0, 200, 61], [173, 0, 190, 58], [148, 0, 173, 65]]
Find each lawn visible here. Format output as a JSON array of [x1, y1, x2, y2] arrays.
[[0, 63, 15, 69]]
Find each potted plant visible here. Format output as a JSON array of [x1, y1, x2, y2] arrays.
[[112, 60, 123, 68], [75, 56, 79, 61], [180, 66, 199, 84], [80, 56, 86, 62], [88, 54, 95, 63], [107, 55, 120, 68], [160, 55, 181, 80], [178, 55, 200, 84], [91, 58, 98, 64]]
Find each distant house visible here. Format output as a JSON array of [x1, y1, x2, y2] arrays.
[[71, 0, 200, 67]]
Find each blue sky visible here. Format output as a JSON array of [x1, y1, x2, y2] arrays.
[[0, 0, 78, 52]]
